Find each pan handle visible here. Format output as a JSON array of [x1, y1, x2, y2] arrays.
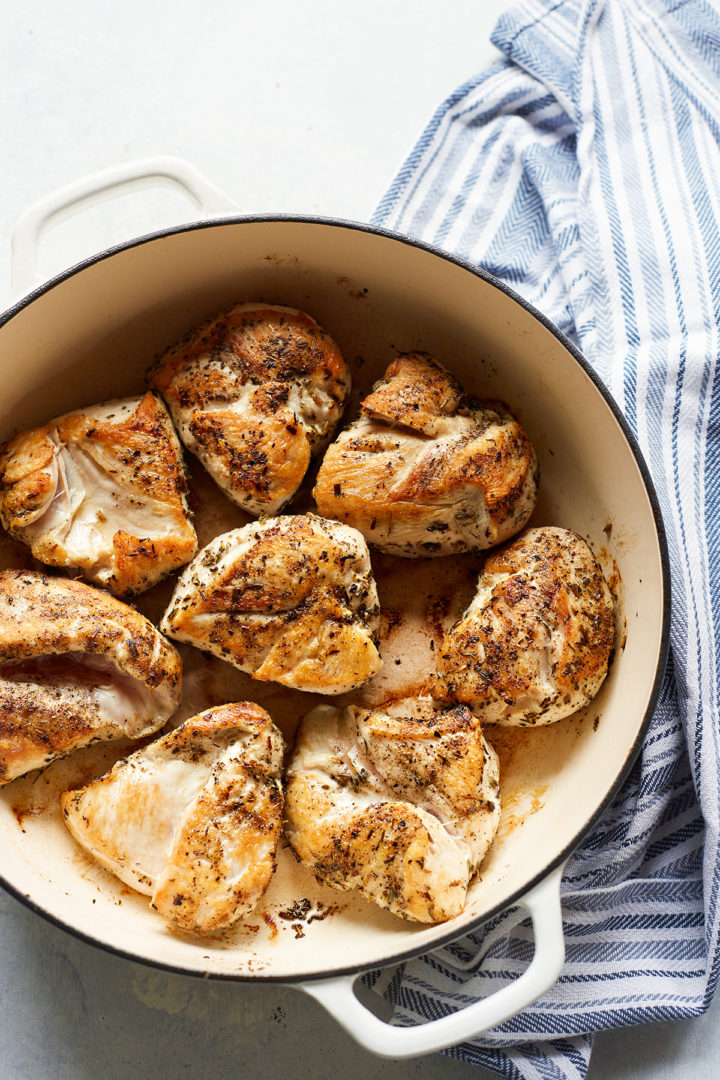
[[298, 863, 565, 1060], [10, 156, 238, 299]]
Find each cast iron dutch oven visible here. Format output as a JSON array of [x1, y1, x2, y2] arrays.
[[0, 158, 669, 1057]]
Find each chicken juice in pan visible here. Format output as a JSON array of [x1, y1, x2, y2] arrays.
[[0, 336, 619, 947]]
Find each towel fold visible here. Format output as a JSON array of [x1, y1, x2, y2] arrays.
[[368, 2, 720, 1076]]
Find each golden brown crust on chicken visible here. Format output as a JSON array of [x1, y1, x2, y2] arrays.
[[314, 352, 538, 556], [62, 702, 285, 934], [0, 392, 197, 597], [285, 703, 500, 922], [0, 570, 182, 784], [148, 303, 350, 516], [361, 353, 463, 434], [429, 526, 615, 725], [161, 514, 381, 694]]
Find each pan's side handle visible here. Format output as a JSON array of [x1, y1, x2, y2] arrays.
[[10, 156, 239, 299], [299, 864, 565, 1060]]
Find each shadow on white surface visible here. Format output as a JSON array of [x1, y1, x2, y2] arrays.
[[0, 890, 485, 1080]]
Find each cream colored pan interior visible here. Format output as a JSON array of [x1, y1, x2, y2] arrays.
[[0, 216, 668, 981]]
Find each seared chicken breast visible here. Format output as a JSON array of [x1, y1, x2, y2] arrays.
[[161, 514, 381, 694], [62, 702, 284, 934], [314, 352, 538, 556], [0, 571, 181, 785], [148, 303, 350, 516], [0, 392, 197, 597], [429, 527, 615, 725], [285, 703, 500, 923]]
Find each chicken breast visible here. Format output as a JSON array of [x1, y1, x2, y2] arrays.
[[314, 352, 538, 556], [0, 392, 197, 597], [285, 702, 500, 923], [62, 702, 284, 934], [161, 514, 381, 694], [429, 526, 615, 725], [148, 302, 350, 516], [0, 570, 181, 785]]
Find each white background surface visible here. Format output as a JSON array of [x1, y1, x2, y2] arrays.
[[2, 2, 720, 1077]]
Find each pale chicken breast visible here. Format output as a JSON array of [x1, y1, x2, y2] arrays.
[[0, 570, 181, 785], [0, 392, 197, 597], [314, 352, 538, 557], [148, 302, 350, 516], [285, 702, 500, 923], [429, 527, 615, 725], [62, 702, 284, 934], [161, 514, 381, 694]]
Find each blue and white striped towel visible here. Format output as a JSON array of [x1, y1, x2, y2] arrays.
[[366, 1, 720, 1076]]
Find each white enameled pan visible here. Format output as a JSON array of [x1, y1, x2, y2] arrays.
[[0, 158, 670, 1058]]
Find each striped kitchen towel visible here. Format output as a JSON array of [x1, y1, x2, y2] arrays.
[[366, 1, 720, 1077]]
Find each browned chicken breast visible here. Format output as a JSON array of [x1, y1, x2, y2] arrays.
[[314, 352, 538, 556], [0, 571, 181, 785], [285, 702, 500, 923], [161, 514, 381, 694], [148, 302, 350, 516], [0, 392, 197, 597], [429, 526, 615, 725], [62, 702, 284, 934]]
